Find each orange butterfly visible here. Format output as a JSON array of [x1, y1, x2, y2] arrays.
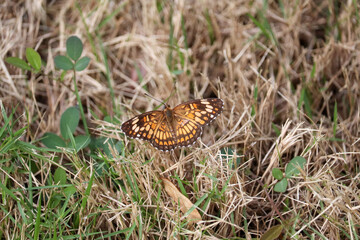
[[121, 98, 223, 151]]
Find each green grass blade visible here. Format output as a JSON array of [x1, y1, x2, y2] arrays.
[[34, 194, 42, 240], [333, 101, 338, 137]]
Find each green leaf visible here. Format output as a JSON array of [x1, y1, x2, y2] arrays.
[[272, 168, 283, 180], [333, 101, 338, 137], [34, 194, 42, 239], [54, 55, 74, 70], [5, 57, 32, 71], [272, 123, 281, 137], [274, 178, 288, 193], [220, 147, 241, 169], [88, 136, 103, 150], [60, 107, 80, 140], [41, 132, 66, 149], [97, 3, 127, 30], [204, 9, 215, 44], [74, 135, 90, 152], [285, 156, 306, 177], [0, 181, 19, 202], [91, 137, 118, 157], [60, 70, 67, 81], [299, 88, 312, 119], [64, 185, 77, 198], [54, 167, 67, 185], [73, 211, 80, 229], [25, 48, 42, 71], [104, 116, 112, 123], [248, 13, 271, 42], [74, 56, 90, 71], [310, 62, 316, 79], [171, 69, 184, 75], [115, 141, 124, 154], [260, 224, 283, 240], [66, 36, 83, 61], [49, 194, 62, 209], [251, 84, 258, 118]]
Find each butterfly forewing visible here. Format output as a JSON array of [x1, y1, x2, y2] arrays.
[[173, 98, 224, 126], [121, 111, 163, 141], [171, 98, 223, 147]]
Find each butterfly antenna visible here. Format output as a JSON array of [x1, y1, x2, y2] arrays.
[[144, 93, 167, 106], [167, 87, 176, 103], [162, 90, 176, 106]]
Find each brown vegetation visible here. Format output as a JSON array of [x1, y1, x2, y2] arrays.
[[1, 0, 359, 239]]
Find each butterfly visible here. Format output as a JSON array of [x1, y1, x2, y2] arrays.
[[121, 98, 224, 152]]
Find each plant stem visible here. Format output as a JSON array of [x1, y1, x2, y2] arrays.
[[97, 32, 115, 111], [73, 69, 89, 135]]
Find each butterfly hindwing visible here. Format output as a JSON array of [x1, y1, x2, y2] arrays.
[[173, 116, 203, 147], [150, 119, 177, 151]]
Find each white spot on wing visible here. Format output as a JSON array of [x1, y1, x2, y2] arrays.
[[132, 118, 139, 124]]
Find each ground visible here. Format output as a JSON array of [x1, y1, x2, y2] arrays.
[[0, 0, 359, 239]]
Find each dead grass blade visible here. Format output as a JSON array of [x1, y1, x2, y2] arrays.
[[162, 178, 202, 225]]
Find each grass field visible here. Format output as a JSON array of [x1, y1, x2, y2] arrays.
[[1, 0, 360, 239]]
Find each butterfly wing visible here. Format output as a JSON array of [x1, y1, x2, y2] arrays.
[[121, 98, 223, 151], [121, 111, 163, 141], [150, 119, 178, 151], [172, 116, 203, 147], [172, 98, 223, 146], [121, 110, 178, 151], [173, 98, 223, 126]]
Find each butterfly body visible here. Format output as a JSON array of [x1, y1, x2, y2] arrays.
[[121, 98, 223, 151]]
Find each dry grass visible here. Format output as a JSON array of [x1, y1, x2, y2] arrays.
[[1, 0, 360, 239]]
